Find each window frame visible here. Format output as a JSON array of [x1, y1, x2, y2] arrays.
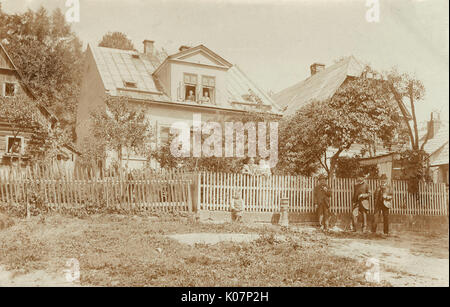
[[201, 75, 215, 104], [5, 135, 24, 155], [183, 73, 198, 102], [3, 82, 17, 97]]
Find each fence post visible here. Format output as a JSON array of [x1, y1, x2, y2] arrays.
[[280, 197, 289, 227], [190, 172, 201, 213]]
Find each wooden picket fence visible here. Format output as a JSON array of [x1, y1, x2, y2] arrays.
[[200, 172, 449, 216], [0, 167, 448, 216], [0, 166, 194, 212]]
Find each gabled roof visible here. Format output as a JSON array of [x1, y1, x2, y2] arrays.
[[273, 56, 411, 118], [274, 56, 365, 116], [430, 142, 448, 166], [421, 122, 449, 166], [167, 44, 232, 68], [88, 44, 281, 114]]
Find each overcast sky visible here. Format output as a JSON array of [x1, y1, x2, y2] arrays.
[[2, 0, 448, 121]]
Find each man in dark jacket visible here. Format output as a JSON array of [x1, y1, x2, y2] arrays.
[[314, 175, 331, 230], [372, 174, 393, 235], [352, 177, 370, 232]]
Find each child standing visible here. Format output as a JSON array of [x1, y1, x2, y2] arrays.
[[230, 188, 244, 222]]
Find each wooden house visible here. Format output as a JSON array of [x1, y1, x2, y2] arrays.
[[0, 42, 76, 168]]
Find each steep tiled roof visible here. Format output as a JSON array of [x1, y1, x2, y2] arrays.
[[273, 56, 364, 116], [90, 45, 170, 101], [227, 65, 281, 112], [430, 142, 448, 166], [89, 44, 281, 114], [421, 122, 449, 166]]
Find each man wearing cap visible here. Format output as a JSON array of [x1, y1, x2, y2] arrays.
[[352, 177, 370, 232], [372, 174, 393, 235], [314, 175, 331, 230]]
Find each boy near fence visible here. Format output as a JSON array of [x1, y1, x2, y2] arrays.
[[351, 177, 371, 232], [230, 188, 244, 222], [314, 175, 331, 230], [372, 174, 393, 235]]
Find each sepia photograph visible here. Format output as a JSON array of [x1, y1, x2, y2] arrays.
[[0, 0, 448, 293]]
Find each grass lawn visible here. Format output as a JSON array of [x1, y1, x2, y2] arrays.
[[0, 214, 388, 286]]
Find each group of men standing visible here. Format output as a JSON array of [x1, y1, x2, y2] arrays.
[[313, 174, 393, 235]]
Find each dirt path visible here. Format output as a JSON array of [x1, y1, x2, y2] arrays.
[[328, 232, 449, 287]]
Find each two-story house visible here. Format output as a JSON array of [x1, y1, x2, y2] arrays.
[[0, 42, 76, 167], [76, 41, 281, 169]]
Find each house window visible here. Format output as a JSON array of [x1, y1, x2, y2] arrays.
[[6, 136, 23, 155], [160, 126, 171, 146], [201, 76, 215, 104], [3, 82, 16, 97], [184, 73, 197, 102], [123, 81, 137, 88]]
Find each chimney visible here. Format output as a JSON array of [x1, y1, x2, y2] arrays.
[[179, 45, 191, 52], [143, 40, 154, 55], [310, 63, 325, 76], [426, 111, 441, 140]]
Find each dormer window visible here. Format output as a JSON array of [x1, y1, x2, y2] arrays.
[[184, 73, 198, 102], [200, 75, 215, 104], [123, 81, 137, 88]]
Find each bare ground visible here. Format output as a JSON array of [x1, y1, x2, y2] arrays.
[[327, 231, 449, 287], [0, 215, 448, 287]]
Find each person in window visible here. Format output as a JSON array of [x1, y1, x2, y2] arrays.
[[186, 90, 196, 102], [10, 139, 20, 154], [200, 91, 211, 104]]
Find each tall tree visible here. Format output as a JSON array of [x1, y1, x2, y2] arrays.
[[278, 66, 402, 177], [0, 6, 84, 134], [386, 68, 431, 192], [98, 32, 135, 51]]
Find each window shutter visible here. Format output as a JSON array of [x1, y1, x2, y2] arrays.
[[14, 83, 18, 96], [2, 83, 5, 97]]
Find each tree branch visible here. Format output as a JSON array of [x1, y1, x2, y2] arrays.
[[388, 82, 415, 149]]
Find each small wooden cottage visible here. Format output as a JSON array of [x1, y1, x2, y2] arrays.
[[0, 42, 76, 168]]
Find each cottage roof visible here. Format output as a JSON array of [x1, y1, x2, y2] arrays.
[[273, 56, 364, 116], [273, 56, 411, 118], [430, 142, 449, 166], [0, 42, 57, 124]]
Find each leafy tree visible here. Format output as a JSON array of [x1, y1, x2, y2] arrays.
[[0, 6, 84, 134], [334, 157, 379, 179], [150, 111, 279, 172], [278, 66, 401, 177], [386, 69, 431, 192], [98, 32, 135, 51], [0, 95, 70, 165], [87, 96, 151, 169]]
